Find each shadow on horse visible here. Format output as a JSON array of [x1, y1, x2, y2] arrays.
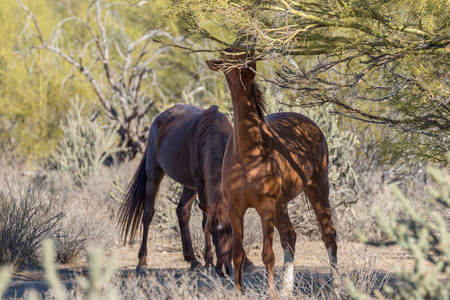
[[206, 49, 338, 297]]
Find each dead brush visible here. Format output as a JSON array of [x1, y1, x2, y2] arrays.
[[243, 209, 263, 254], [43, 167, 117, 263], [0, 179, 63, 268]]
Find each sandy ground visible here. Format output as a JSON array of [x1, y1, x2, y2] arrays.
[[114, 239, 412, 273], [3, 178, 424, 298], [4, 237, 418, 299]]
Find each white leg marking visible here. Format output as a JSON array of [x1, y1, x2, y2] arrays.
[[327, 248, 337, 269], [327, 248, 338, 288], [282, 248, 295, 294]]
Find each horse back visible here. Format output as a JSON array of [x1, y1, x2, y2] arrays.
[[267, 112, 327, 156], [149, 104, 231, 188], [266, 112, 328, 197]]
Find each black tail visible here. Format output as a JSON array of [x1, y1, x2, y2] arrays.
[[118, 148, 148, 245]]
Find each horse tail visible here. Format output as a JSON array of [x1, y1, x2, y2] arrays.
[[320, 133, 340, 238], [118, 147, 148, 245]]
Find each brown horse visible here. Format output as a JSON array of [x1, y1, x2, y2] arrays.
[[118, 104, 253, 276], [207, 51, 338, 296]]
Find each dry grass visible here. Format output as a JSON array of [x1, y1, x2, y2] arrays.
[[0, 152, 433, 299], [0, 162, 124, 268], [7, 240, 405, 300], [0, 179, 62, 267]]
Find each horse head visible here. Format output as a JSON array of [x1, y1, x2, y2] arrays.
[[206, 47, 257, 90]]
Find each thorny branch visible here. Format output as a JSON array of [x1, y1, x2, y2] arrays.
[[158, 1, 449, 152]]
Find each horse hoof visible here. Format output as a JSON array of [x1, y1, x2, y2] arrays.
[[189, 260, 204, 272], [136, 265, 148, 276], [243, 263, 257, 274], [279, 289, 293, 299], [330, 274, 342, 289], [216, 269, 226, 278]]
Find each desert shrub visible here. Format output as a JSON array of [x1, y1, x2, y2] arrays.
[[347, 161, 450, 299], [53, 200, 112, 264], [243, 209, 263, 254], [44, 168, 117, 263], [45, 99, 120, 185], [0, 180, 63, 268]]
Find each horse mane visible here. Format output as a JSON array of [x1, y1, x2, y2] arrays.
[[247, 80, 266, 122], [207, 198, 231, 231], [197, 105, 232, 230], [198, 106, 227, 204]]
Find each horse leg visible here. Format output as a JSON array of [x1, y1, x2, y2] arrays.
[[137, 166, 165, 273], [305, 172, 338, 286], [176, 187, 203, 271], [256, 200, 276, 298], [275, 203, 297, 295], [197, 187, 214, 269], [229, 202, 247, 292], [243, 253, 256, 273], [201, 212, 214, 268]]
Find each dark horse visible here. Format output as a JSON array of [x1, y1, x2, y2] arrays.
[[118, 104, 253, 276], [207, 50, 338, 296]]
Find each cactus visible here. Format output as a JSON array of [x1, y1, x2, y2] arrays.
[[77, 247, 118, 300], [45, 98, 122, 185], [349, 158, 450, 300], [0, 267, 11, 299], [40, 239, 118, 300], [42, 240, 66, 300]]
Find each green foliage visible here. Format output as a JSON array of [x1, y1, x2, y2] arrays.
[[349, 159, 450, 299], [13, 0, 234, 160], [154, 0, 450, 165], [0, 0, 232, 162], [0, 181, 63, 268], [45, 99, 121, 185], [0, 0, 95, 161]]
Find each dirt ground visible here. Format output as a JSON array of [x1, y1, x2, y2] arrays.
[[4, 237, 418, 299]]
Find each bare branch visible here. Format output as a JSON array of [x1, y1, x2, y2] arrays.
[[16, 0, 183, 158]]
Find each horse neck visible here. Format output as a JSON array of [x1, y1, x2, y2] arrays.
[[226, 78, 268, 153]]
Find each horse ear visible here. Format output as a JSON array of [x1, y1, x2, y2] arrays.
[[247, 59, 256, 72], [246, 50, 256, 72], [198, 203, 210, 213], [206, 60, 224, 72]]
